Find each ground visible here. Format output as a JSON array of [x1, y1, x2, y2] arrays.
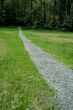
[[20, 28, 73, 110], [0, 27, 58, 110]]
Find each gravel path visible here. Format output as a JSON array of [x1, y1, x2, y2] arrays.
[[19, 28, 73, 110]]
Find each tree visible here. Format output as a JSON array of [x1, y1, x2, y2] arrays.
[[0, 0, 73, 30]]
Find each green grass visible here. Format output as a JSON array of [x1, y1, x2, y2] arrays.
[[0, 28, 58, 110], [23, 29, 73, 69]]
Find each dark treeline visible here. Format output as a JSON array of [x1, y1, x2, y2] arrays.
[[0, 0, 73, 30]]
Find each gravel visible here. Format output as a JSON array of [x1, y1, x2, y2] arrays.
[[19, 28, 73, 110]]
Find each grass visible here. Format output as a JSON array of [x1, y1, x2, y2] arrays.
[[0, 28, 58, 110], [23, 29, 73, 69]]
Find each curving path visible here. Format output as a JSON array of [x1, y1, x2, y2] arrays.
[[19, 28, 73, 110]]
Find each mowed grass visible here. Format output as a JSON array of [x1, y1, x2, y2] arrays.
[[0, 28, 58, 110], [23, 29, 73, 69]]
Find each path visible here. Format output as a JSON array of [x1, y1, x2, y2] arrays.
[[19, 28, 73, 110]]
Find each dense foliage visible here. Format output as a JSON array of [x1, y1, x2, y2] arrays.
[[0, 0, 73, 30]]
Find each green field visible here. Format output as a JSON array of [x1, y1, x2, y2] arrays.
[[24, 29, 73, 69], [0, 28, 58, 110]]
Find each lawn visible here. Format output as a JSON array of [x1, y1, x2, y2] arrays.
[[0, 28, 58, 110], [23, 29, 73, 69]]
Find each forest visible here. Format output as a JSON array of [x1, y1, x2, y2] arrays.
[[0, 0, 73, 30]]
